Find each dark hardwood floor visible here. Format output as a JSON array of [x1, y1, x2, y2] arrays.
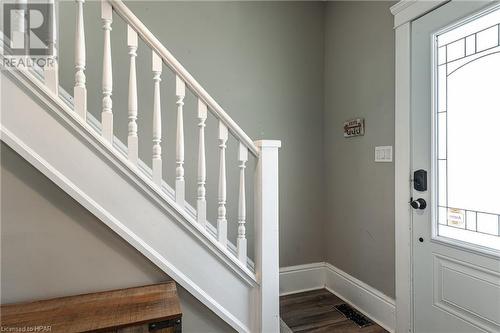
[[280, 289, 387, 333]]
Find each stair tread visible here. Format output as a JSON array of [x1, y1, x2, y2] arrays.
[[1, 282, 182, 332]]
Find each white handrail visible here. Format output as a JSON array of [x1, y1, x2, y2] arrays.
[[108, 0, 259, 157]]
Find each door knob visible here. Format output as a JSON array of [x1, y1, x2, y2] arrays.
[[411, 198, 427, 210]]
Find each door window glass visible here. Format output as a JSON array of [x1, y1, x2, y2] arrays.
[[434, 7, 500, 251]]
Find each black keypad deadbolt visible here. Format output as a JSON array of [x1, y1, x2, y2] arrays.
[[414, 169, 427, 192]]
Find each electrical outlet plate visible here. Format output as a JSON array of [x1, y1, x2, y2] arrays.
[[375, 146, 393, 162]]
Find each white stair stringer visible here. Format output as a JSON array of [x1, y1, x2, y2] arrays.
[[1, 69, 259, 333]]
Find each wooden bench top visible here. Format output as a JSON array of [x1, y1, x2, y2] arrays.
[[1, 282, 182, 333]]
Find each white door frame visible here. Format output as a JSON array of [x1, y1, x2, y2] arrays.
[[390, 1, 447, 333]]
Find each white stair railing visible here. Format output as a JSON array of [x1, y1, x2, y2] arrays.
[[40, 0, 281, 331]]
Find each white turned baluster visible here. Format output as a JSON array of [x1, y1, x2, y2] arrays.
[[101, 1, 113, 143], [175, 75, 185, 207], [197, 100, 207, 226], [10, 0, 26, 51], [152, 51, 163, 186], [127, 25, 138, 165], [44, 0, 58, 94], [217, 121, 228, 246], [74, 0, 86, 120], [237, 143, 248, 263]]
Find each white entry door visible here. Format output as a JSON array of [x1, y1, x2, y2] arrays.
[[411, 1, 500, 332]]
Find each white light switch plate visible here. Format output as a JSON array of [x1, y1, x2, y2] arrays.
[[375, 146, 393, 162]]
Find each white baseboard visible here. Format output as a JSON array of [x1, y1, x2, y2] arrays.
[[279, 263, 325, 296], [279, 262, 396, 333], [324, 263, 396, 333]]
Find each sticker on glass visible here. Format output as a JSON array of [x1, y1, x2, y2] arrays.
[[447, 208, 466, 229]]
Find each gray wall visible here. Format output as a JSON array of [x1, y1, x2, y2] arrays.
[[57, 0, 326, 266], [323, 1, 395, 298], [0, 143, 234, 333]]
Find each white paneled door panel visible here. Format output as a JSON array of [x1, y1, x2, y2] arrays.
[[433, 255, 500, 332], [411, 2, 500, 332]]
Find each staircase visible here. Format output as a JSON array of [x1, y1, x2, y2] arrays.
[[0, 1, 281, 332]]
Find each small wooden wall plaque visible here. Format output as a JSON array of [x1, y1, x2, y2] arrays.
[[344, 118, 365, 138]]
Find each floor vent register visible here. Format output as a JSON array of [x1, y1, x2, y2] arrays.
[[334, 303, 374, 328]]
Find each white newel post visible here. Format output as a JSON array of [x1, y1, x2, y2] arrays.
[[44, 0, 58, 94], [74, 0, 86, 120], [254, 140, 281, 333], [101, 1, 113, 143]]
